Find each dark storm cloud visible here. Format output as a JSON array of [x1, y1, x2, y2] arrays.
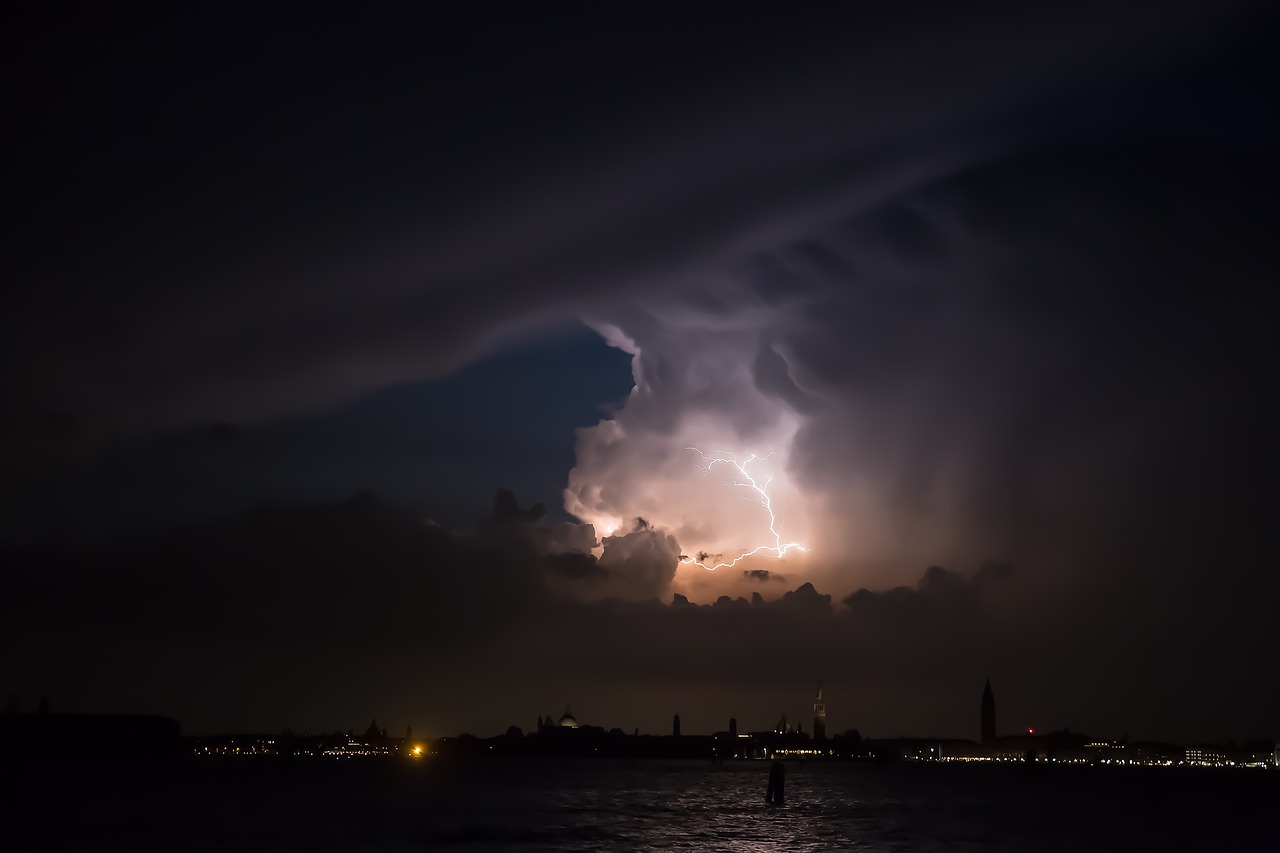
[[4, 2, 1268, 446], [596, 524, 683, 601], [7, 4, 1276, 584], [843, 563, 1013, 628], [3, 3, 1278, 745], [3, 494, 1275, 743], [545, 551, 606, 582], [776, 146, 1279, 583]]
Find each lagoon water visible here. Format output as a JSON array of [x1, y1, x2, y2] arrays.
[[9, 759, 1277, 851]]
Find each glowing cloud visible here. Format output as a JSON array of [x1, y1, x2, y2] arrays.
[[679, 447, 807, 570]]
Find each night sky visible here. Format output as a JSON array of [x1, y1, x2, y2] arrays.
[[4, 4, 1278, 743]]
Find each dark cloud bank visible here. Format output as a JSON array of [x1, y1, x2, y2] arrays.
[[3, 491, 1275, 743]]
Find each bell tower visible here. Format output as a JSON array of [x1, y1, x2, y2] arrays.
[[981, 678, 996, 746], [812, 683, 826, 742]]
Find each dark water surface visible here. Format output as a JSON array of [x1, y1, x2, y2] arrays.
[[7, 759, 1277, 851]]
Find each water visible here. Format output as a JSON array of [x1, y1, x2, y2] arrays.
[[7, 759, 1277, 850]]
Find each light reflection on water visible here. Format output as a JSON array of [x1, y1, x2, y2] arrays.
[[408, 760, 1275, 852], [9, 758, 1277, 851]]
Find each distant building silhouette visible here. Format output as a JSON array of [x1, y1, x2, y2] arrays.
[[672, 714, 681, 737], [981, 678, 997, 746], [813, 683, 827, 742]]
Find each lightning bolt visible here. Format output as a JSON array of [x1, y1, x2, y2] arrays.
[[679, 447, 807, 571]]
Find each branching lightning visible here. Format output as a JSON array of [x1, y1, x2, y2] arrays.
[[679, 447, 807, 571]]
